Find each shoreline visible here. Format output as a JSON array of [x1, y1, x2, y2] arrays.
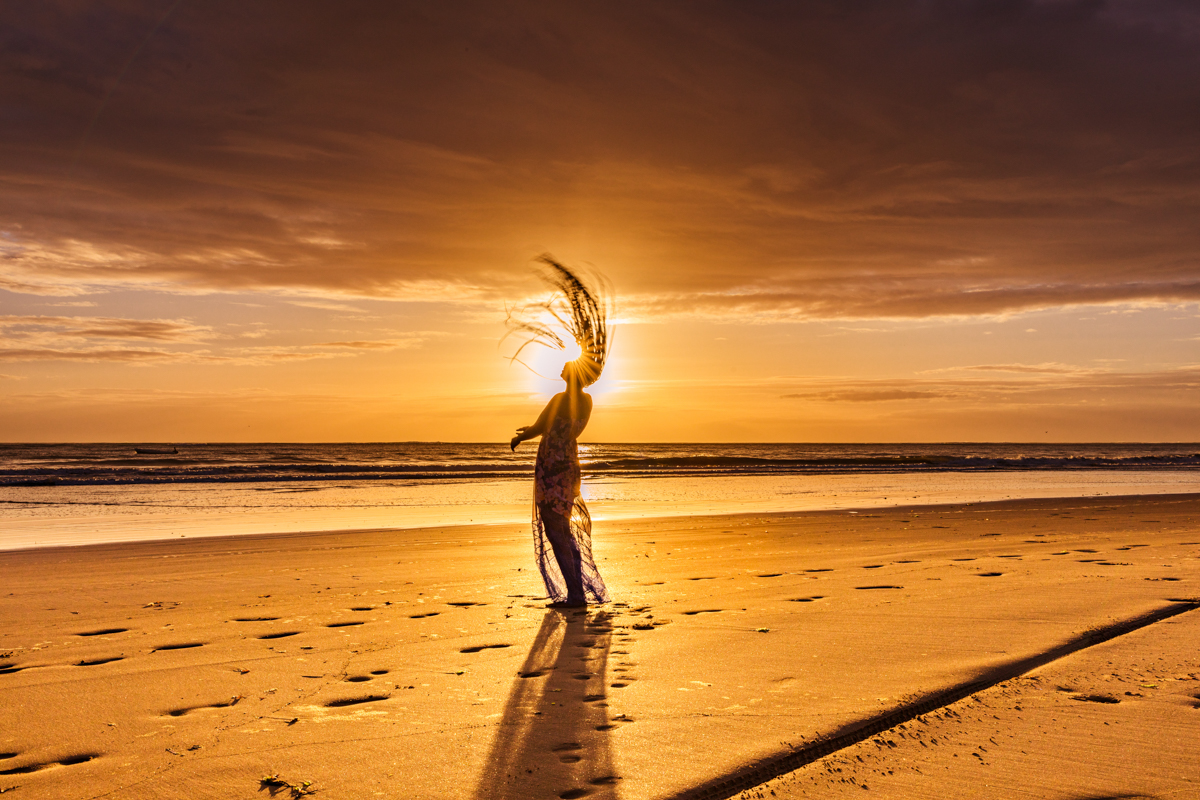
[[4, 469, 1200, 552], [2, 488, 1200, 557]]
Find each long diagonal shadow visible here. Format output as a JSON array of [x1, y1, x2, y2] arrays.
[[474, 609, 620, 800]]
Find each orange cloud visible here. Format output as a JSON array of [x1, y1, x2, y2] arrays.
[[2, 1, 1198, 319]]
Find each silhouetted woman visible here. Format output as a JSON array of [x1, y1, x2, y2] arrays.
[[508, 258, 611, 607]]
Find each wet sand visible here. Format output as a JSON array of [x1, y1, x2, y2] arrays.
[[0, 494, 1197, 799]]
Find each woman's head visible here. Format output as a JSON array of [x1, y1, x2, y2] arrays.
[[561, 354, 602, 388]]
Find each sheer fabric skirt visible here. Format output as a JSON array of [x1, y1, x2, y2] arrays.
[[533, 497, 609, 604]]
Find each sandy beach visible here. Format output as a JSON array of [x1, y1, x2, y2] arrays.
[[8, 4, 1200, 798], [1, 493, 1197, 799]]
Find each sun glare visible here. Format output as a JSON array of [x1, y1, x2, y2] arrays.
[[518, 332, 621, 399]]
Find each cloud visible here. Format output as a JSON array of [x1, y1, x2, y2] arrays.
[[620, 280, 1200, 323], [314, 340, 415, 349], [777, 364, 1200, 405], [0, 315, 210, 342], [0, 347, 220, 363], [0, 343, 365, 365], [0, 314, 433, 363], [957, 363, 1095, 375], [783, 389, 953, 402], [284, 300, 366, 313], [2, 1, 1199, 319]]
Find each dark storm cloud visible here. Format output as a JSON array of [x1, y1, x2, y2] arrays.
[[2, 1, 1199, 316]]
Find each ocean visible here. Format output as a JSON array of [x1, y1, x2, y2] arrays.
[[2, 442, 1199, 550]]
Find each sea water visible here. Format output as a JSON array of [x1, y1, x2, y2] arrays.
[[2, 443, 1198, 550]]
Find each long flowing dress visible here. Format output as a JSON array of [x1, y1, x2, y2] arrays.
[[533, 416, 609, 603]]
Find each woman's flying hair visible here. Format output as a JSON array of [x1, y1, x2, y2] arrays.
[[504, 255, 612, 388]]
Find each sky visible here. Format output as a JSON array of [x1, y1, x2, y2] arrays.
[[1, 0, 1199, 442]]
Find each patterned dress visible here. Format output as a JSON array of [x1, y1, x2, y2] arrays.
[[533, 416, 609, 603]]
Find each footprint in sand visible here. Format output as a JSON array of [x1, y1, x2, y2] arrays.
[[1072, 693, 1120, 704], [448, 601, 487, 607], [805, 568, 833, 573], [756, 573, 784, 578], [153, 643, 204, 652], [165, 697, 241, 716], [0, 663, 30, 675], [459, 643, 512, 654], [895, 560, 921, 564], [77, 656, 125, 666], [326, 621, 365, 628], [687, 577, 717, 581], [75, 628, 128, 637], [409, 612, 439, 619], [854, 585, 903, 590], [370, 669, 389, 675], [682, 609, 723, 616], [552, 743, 582, 762], [976, 572, 1004, 577], [789, 596, 826, 603], [0, 753, 100, 776], [324, 694, 389, 708], [519, 669, 548, 678], [233, 616, 280, 622], [344, 675, 373, 683], [951, 558, 976, 562], [258, 631, 301, 640], [350, 606, 374, 611]]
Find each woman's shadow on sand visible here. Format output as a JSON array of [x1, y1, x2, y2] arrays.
[[474, 608, 621, 800]]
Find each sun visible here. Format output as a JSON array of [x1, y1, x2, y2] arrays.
[[517, 334, 621, 399]]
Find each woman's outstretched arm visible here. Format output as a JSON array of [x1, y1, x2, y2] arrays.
[[511, 395, 561, 450]]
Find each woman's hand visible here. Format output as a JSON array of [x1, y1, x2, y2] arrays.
[[511, 427, 529, 451]]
